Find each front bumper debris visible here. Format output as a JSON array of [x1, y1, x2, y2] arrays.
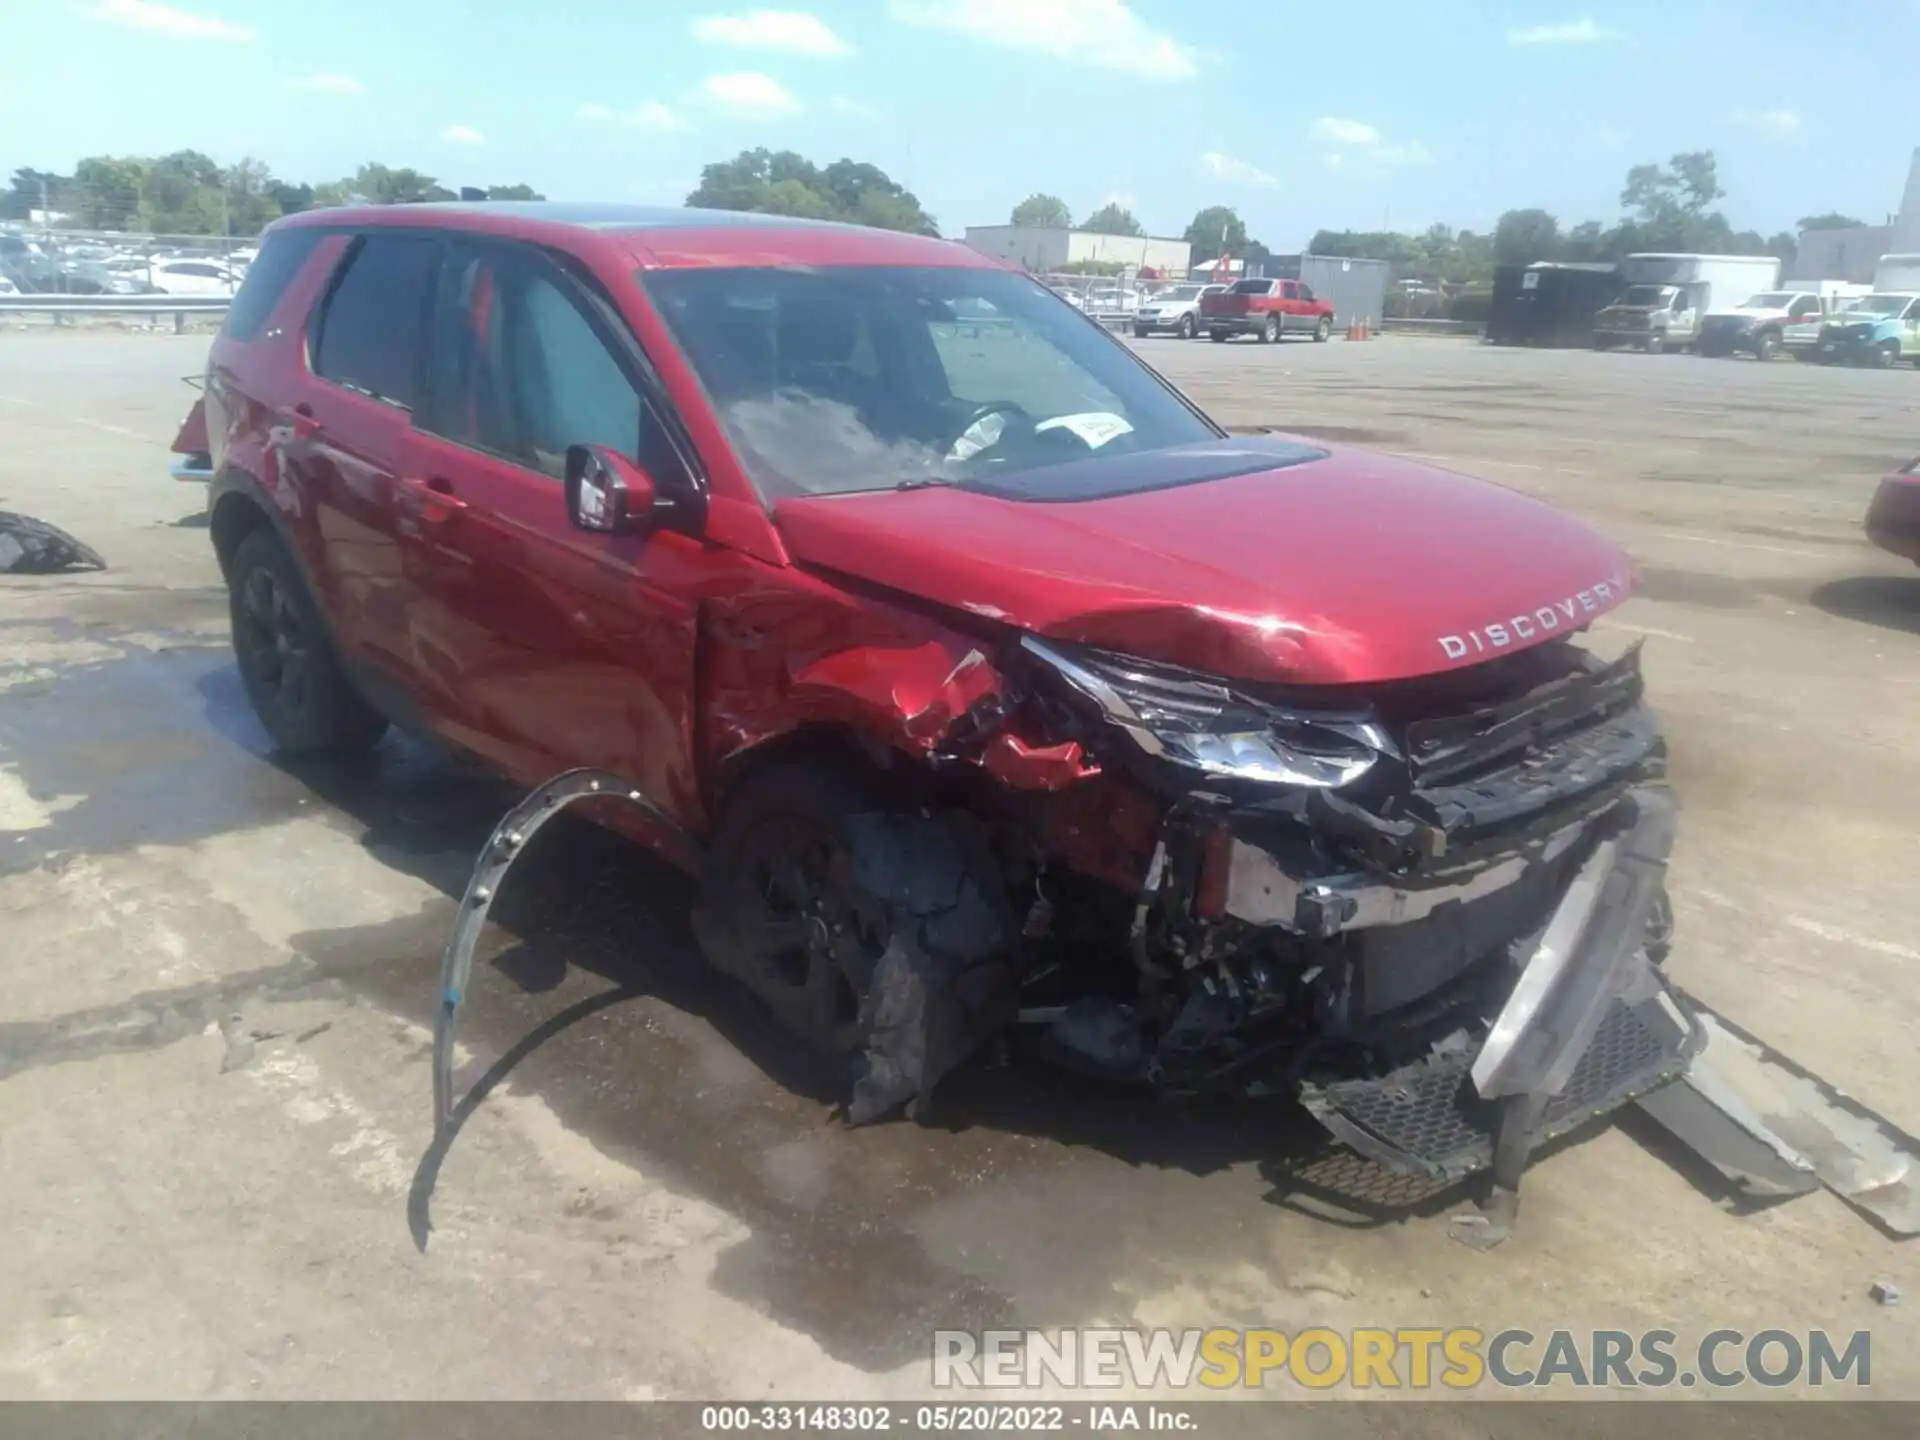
[[1299, 787, 1698, 1246]]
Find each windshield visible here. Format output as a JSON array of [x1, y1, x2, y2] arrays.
[[642, 265, 1219, 499], [1849, 294, 1915, 316], [1619, 285, 1676, 306], [1157, 285, 1204, 302]]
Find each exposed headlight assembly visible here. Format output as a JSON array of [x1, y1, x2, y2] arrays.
[[1021, 635, 1387, 788]]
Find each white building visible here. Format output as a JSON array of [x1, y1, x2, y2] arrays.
[[961, 224, 1192, 276], [1786, 147, 1920, 283]]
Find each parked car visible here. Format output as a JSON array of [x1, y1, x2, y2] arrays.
[[148, 260, 241, 297], [1132, 282, 1226, 339], [173, 204, 1693, 1209], [1593, 253, 1781, 354], [1867, 457, 1920, 565], [1807, 293, 1920, 367], [1202, 277, 1336, 343], [1695, 290, 1830, 360]]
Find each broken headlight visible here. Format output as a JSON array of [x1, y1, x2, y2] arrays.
[[1020, 636, 1385, 789]]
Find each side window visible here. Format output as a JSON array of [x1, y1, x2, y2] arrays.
[[223, 227, 323, 340], [1298, 284, 1316, 302], [421, 245, 646, 481], [1280, 282, 1298, 300], [313, 234, 438, 408]]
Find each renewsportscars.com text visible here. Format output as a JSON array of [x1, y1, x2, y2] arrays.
[[932, 1327, 1872, 1391]]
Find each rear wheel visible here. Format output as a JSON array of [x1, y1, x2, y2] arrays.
[[1259, 313, 1280, 344], [1209, 328, 1228, 343], [227, 528, 387, 757], [1313, 315, 1333, 342]]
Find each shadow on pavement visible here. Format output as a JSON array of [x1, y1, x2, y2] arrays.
[[1811, 574, 1920, 636]]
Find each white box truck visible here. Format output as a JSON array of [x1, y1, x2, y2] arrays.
[[1593, 253, 1782, 353]]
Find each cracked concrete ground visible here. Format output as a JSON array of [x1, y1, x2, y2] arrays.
[[1, 330, 1915, 1414]]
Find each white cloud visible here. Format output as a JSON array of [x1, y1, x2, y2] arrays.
[[283, 73, 365, 94], [827, 95, 880, 120], [88, 0, 258, 41], [1308, 117, 1380, 147], [1200, 151, 1276, 189], [1306, 118, 1430, 171], [701, 71, 802, 117], [441, 124, 484, 145], [1507, 18, 1620, 45], [578, 101, 689, 132], [692, 10, 851, 56], [888, 0, 1197, 81], [1731, 107, 1802, 138]]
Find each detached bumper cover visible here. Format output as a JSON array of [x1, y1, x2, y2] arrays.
[[1300, 787, 1697, 1179]]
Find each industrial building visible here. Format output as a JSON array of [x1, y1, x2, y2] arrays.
[[961, 224, 1192, 276], [1785, 146, 1920, 283]]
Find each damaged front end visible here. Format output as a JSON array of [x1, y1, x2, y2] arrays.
[[986, 632, 1697, 1237]]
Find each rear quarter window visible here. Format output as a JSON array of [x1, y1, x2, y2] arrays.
[[312, 233, 440, 408], [222, 229, 324, 342]]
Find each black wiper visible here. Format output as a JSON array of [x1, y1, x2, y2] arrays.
[[894, 475, 960, 491]]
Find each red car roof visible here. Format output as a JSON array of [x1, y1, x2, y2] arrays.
[[270, 201, 996, 270]]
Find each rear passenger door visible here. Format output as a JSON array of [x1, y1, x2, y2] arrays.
[[294, 231, 441, 705], [396, 238, 705, 817]]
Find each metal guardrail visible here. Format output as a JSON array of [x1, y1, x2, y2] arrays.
[[0, 293, 230, 333]]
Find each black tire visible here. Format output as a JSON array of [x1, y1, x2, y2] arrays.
[[1209, 328, 1228, 343], [1752, 329, 1779, 362], [1874, 341, 1899, 369], [1593, 338, 1611, 351], [1258, 313, 1281, 344], [1644, 333, 1665, 355], [692, 759, 894, 1058], [1313, 315, 1333, 342], [1132, 325, 1149, 339], [227, 527, 388, 757], [1177, 313, 1195, 339]]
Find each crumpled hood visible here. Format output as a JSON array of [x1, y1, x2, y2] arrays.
[[773, 440, 1634, 685]]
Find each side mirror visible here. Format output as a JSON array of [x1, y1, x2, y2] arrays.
[[564, 445, 655, 535]]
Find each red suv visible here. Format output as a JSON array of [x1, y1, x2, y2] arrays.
[[174, 203, 1692, 1226]]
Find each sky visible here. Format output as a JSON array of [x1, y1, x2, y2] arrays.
[[5, 0, 1919, 246]]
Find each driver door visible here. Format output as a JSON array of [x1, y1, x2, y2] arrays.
[[395, 238, 706, 821]]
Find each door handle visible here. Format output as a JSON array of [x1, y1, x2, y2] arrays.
[[284, 404, 322, 439], [397, 475, 468, 522]]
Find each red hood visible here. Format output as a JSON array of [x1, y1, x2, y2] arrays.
[[773, 441, 1634, 686]]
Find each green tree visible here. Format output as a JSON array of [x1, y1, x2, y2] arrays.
[[137, 150, 225, 233], [1011, 193, 1071, 227], [268, 180, 314, 215], [484, 183, 545, 201], [686, 149, 936, 234], [222, 157, 283, 235], [3, 168, 68, 222], [1492, 208, 1561, 267], [1184, 205, 1247, 260], [70, 157, 146, 230], [1797, 212, 1866, 231], [1081, 202, 1144, 237]]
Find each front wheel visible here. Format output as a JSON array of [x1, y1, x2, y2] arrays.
[[1874, 341, 1900, 369], [1644, 333, 1665, 355], [1177, 314, 1195, 339], [1752, 330, 1779, 361], [227, 528, 388, 757], [692, 761, 892, 1058], [1132, 325, 1149, 339], [1313, 315, 1333, 342]]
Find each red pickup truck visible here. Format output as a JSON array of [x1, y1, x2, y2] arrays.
[[1202, 277, 1336, 344]]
